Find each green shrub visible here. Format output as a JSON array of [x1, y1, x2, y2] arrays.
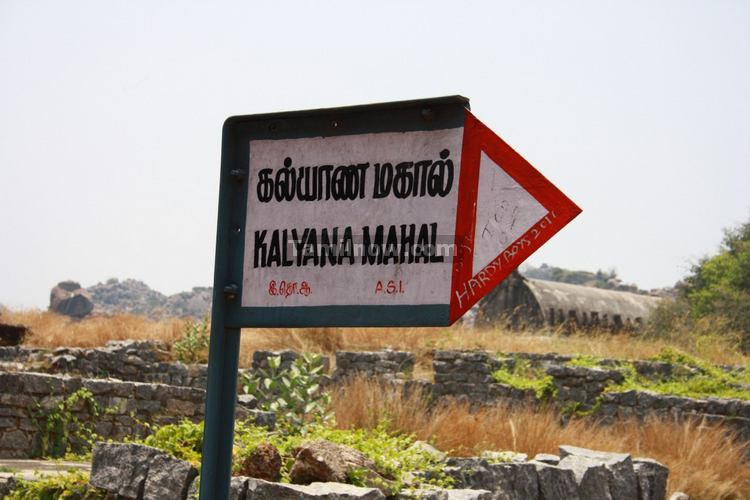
[[140, 419, 204, 466], [174, 315, 210, 364], [8, 471, 105, 500], [567, 355, 601, 368], [240, 353, 333, 434], [132, 419, 451, 494], [492, 358, 556, 400], [606, 348, 750, 400], [684, 220, 750, 328]]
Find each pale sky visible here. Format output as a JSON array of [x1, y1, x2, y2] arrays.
[[1, 0, 749, 308]]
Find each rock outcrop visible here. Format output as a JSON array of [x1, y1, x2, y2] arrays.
[[49, 280, 94, 318], [86, 278, 211, 318]]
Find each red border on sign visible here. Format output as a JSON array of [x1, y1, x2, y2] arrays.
[[449, 110, 582, 324]]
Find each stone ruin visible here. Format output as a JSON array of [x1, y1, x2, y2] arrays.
[[0, 342, 740, 498]]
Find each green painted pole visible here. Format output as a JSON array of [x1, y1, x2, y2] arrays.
[[199, 119, 243, 499], [198, 321, 240, 499]]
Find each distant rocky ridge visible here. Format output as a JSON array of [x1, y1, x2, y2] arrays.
[[86, 278, 211, 319], [521, 263, 676, 297]]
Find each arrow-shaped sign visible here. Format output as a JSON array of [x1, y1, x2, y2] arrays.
[[449, 110, 581, 323], [217, 96, 580, 327]]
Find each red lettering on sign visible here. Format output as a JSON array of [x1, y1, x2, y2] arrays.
[[268, 280, 312, 298], [374, 280, 405, 295]]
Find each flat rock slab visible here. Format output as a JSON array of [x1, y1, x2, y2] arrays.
[[245, 477, 386, 499], [396, 488, 493, 499]]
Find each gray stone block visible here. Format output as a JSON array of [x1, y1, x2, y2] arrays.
[[534, 462, 580, 500], [633, 458, 668, 500], [559, 446, 637, 500], [89, 442, 161, 498], [0, 429, 30, 450], [558, 455, 613, 500], [143, 453, 198, 500], [21, 372, 65, 394]]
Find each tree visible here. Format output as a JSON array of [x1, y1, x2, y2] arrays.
[[683, 219, 750, 342]]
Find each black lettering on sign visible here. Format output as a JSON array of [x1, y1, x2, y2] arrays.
[[255, 150, 455, 203], [253, 223, 447, 269]]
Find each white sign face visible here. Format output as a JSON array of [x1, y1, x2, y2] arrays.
[[241, 128, 463, 308], [471, 152, 547, 275]]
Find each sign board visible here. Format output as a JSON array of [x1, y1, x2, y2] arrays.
[[216, 96, 580, 327], [200, 96, 581, 498]]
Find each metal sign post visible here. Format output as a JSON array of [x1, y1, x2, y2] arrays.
[[199, 96, 581, 498]]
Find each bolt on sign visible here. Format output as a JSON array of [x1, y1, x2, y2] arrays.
[[201, 96, 581, 499], [218, 96, 580, 327]]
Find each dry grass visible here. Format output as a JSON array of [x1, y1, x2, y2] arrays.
[[4, 309, 748, 370], [3, 309, 184, 349], [331, 377, 750, 500]]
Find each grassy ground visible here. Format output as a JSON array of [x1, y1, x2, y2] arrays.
[[332, 377, 750, 500]]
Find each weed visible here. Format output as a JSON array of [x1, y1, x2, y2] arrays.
[[7, 470, 105, 500], [492, 358, 556, 400], [136, 418, 451, 494], [140, 419, 204, 466], [240, 353, 332, 434], [174, 315, 210, 364], [606, 348, 750, 400], [567, 355, 601, 368], [31, 388, 107, 459]]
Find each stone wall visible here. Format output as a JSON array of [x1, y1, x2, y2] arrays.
[[335, 350, 415, 380], [0, 341, 210, 389], [3, 341, 750, 441], [0, 371, 272, 459], [429, 350, 750, 439], [48, 340, 210, 389]]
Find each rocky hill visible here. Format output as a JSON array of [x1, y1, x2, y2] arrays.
[[87, 278, 211, 319], [522, 263, 646, 294]]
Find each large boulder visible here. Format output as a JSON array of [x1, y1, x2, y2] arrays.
[[49, 280, 94, 318], [290, 440, 393, 492]]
